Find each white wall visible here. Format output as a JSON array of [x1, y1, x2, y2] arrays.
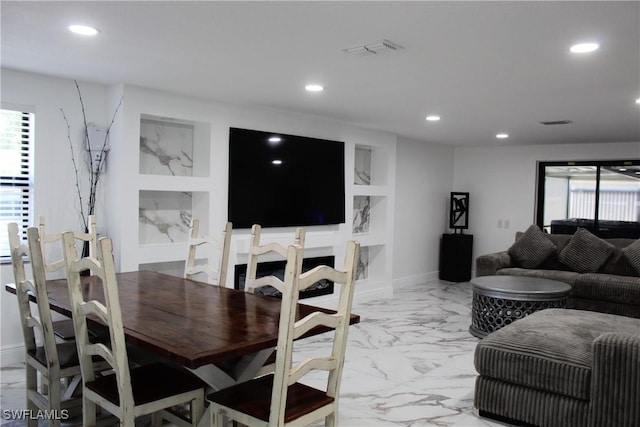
[[393, 137, 455, 285], [1, 69, 404, 364], [1, 70, 112, 365], [453, 142, 640, 265]]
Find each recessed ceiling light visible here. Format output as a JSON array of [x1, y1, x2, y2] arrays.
[[305, 84, 324, 92], [425, 115, 441, 122], [570, 42, 599, 53], [496, 133, 509, 139], [272, 159, 283, 165], [268, 136, 281, 143], [636, 98, 640, 104], [68, 24, 99, 36]]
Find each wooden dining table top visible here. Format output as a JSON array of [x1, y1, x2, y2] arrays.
[[5, 270, 360, 369]]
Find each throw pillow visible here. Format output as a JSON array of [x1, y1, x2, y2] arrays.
[[559, 228, 615, 273], [508, 225, 557, 268], [622, 239, 640, 274]]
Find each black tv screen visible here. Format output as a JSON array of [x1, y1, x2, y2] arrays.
[[228, 127, 345, 229]]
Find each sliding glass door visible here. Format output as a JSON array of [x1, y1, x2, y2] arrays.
[[536, 160, 640, 238]]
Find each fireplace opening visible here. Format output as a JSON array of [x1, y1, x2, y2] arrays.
[[234, 255, 335, 299]]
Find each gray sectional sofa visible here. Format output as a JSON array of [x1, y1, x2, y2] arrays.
[[473, 226, 640, 427], [475, 226, 640, 318]]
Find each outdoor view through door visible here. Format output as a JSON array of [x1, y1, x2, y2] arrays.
[[536, 160, 640, 238]]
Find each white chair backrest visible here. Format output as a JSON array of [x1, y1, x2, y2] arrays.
[[244, 224, 305, 294], [8, 224, 58, 366], [39, 215, 97, 273], [62, 232, 132, 411], [269, 240, 360, 425], [184, 219, 232, 286]]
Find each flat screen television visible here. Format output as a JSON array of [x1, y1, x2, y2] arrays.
[[228, 127, 345, 229]]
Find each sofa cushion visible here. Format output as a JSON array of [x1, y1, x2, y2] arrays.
[[508, 225, 557, 268], [599, 247, 638, 277], [474, 309, 640, 400], [559, 228, 615, 273], [496, 268, 580, 286], [572, 273, 640, 305], [622, 239, 640, 274]]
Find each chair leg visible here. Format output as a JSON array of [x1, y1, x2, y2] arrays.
[[191, 394, 205, 426], [25, 365, 38, 427], [48, 372, 62, 427], [325, 411, 336, 427], [83, 396, 97, 426]]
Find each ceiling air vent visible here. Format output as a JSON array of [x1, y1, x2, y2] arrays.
[[342, 39, 404, 56], [540, 120, 574, 126]]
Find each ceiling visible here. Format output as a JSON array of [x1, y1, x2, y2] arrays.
[[2, 1, 639, 147]]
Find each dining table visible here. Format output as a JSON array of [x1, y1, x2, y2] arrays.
[[5, 270, 360, 425]]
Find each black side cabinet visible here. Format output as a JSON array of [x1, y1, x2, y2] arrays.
[[439, 233, 473, 282]]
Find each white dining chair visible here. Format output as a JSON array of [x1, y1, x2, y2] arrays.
[[37, 215, 98, 340], [244, 223, 305, 294], [8, 224, 86, 426], [62, 231, 205, 427], [207, 240, 360, 427], [184, 219, 232, 286]]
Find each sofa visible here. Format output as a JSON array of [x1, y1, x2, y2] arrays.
[[473, 226, 640, 427], [475, 225, 640, 318], [475, 308, 640, 427]]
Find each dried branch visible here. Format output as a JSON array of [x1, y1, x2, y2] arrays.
[[62, 80, 122, 230], [61, 107, 88, 230]]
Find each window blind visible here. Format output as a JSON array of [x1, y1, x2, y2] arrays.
[[1, 109, 33, 258]]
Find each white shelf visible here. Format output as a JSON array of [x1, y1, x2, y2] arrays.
[[138, 175, 213, 192]]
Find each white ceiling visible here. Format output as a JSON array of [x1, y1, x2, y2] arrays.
[[2, 1, 639, 147]]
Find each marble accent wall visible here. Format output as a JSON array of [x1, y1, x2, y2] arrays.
[[354, 145, 372, 185], [357, 246, 369, 280], [353, 196, 371, 233], [139, 191, 192, 244], [139, 118, 194, 176]]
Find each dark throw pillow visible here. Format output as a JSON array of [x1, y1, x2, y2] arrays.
[[559, 228, 615, 273], [508, 225, 557, 268], [622, 239, 640, 275]]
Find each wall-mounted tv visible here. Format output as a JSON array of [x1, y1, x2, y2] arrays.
[[228, 127, 345, 229]]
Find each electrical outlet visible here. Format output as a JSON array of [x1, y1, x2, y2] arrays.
[[497, 219, 503, 228], [504, 219, 510, 229]]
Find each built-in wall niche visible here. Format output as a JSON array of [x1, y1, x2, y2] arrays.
[[354, 144, 388, 186], [353, 196, 387, 235], [139, 114, 211, 177], [356, 245, 385, 282], [138, 190, 209, 245]]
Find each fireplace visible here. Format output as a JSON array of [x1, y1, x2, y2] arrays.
[[234, 255, 335, 299]]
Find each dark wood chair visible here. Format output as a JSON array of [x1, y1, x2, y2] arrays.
[[207, 239, 360, 427]]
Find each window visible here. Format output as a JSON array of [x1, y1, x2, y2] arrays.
[[1, 108, 34, 259], [536, 160, 640, 238]]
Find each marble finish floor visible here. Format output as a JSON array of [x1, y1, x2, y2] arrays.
[[1, 280, 508, 426]]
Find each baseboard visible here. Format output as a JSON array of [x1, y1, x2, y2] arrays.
[[393, 271, 439, 288], [1, 344, 24, 367]]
